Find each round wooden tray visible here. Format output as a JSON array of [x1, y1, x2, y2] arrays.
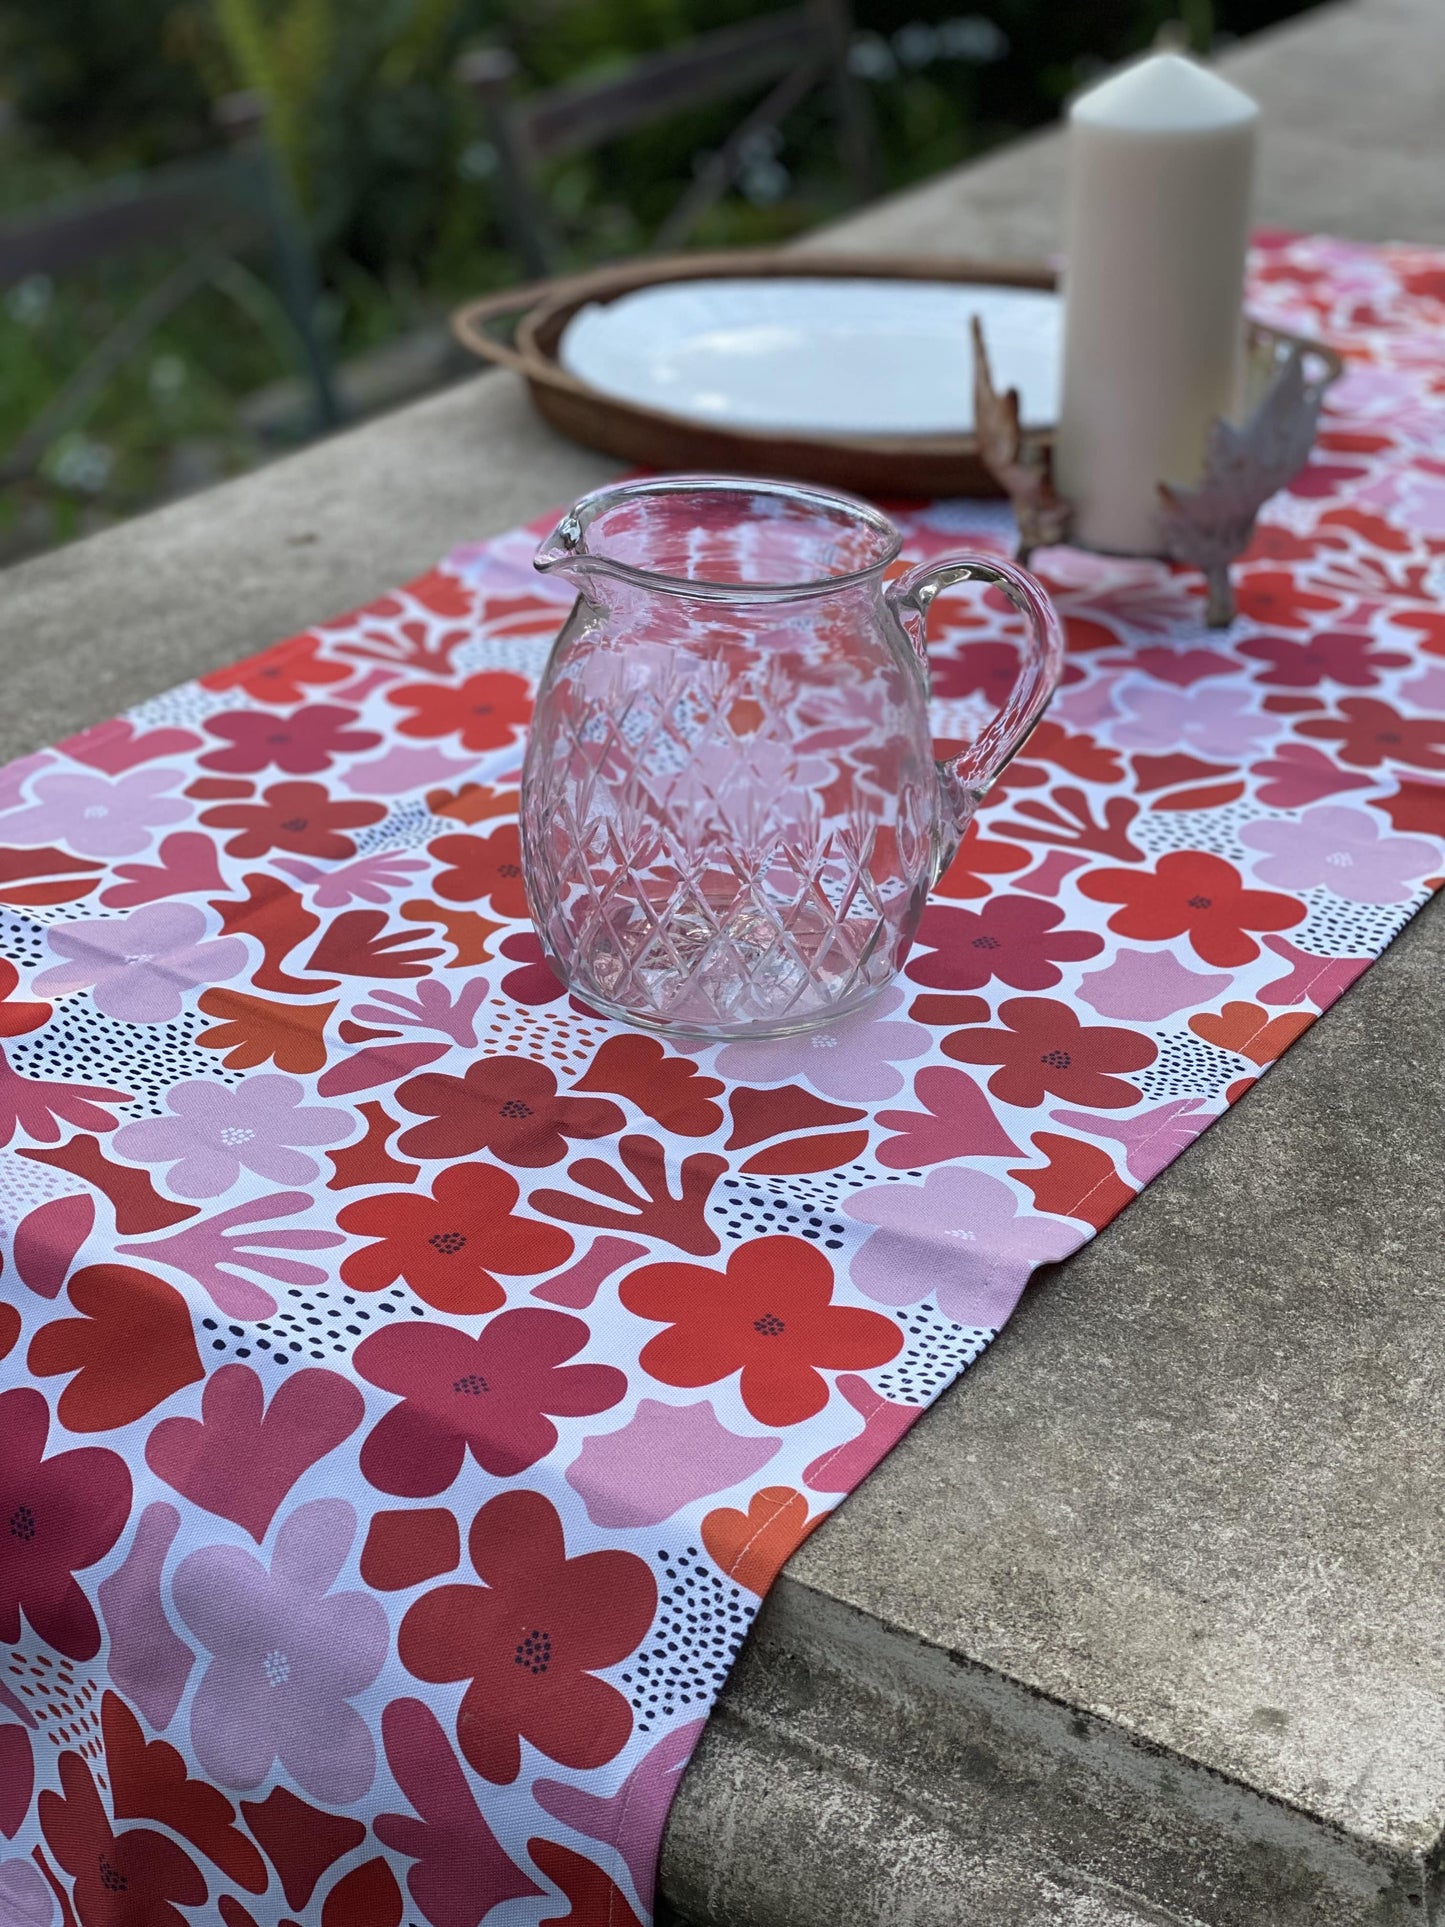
[[452, 249, 1058, 498]]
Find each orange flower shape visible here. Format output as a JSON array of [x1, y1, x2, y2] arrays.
[[621, 1236, 901, 1427], [388, 670, 531, 752], [428, 823, 529, 918], [1079, 850, 1304, 967]]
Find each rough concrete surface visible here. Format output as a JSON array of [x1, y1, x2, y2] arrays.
[[3, 0, 1444, 1919]]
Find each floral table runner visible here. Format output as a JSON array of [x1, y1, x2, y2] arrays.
[[3, 233, 1445, 1927]]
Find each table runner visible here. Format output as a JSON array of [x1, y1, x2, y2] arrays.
[[2, 232, 1444, 1927]]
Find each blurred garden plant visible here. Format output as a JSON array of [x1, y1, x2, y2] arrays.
[[0, 0, 1315, 561]]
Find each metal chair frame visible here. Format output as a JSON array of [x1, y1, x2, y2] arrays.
[[458, 0, 880, 279]]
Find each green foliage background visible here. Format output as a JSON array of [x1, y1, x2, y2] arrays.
[[0, 0, 1320, 555]]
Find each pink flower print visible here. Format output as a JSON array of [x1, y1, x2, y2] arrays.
[[112, 1073, 353, 1198], [200, 704, 380, 776], [0, 767, 190, 858], [1111, 683, 1282, 760], [714, 985, 928, 1102], [1355, 468, 1445, 539], [846, 1168, 1079, 1329], [1239, 805, 1439, 905], [1076, 948, 1231, 1022], [1050, 1098, 1213, 1185], [33, 902, 247, 1022], [171, 1496, 387, 1802]]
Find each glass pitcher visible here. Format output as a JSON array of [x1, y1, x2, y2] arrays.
[[520, 475, 1063, 1040]]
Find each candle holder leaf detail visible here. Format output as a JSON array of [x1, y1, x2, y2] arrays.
[[971, 317, 1343, 627]]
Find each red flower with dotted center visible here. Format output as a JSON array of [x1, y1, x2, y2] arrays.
[[201, 632, 352, 706], [200, 780, 386, 860], [337, 1162, 573, 1314], [621, 1236, 902, 1427], [1295, 696, 1445, 773], [906, 895, 1103, 993], [394, 1056, 623, 1167], [1079, 850, 1306, 967], [1233, 570, 1343, 630], [398, 1488, 656, 1784], [39, 1749, 206, 1927], [428, 822, 529, 918], [356, 1306, 626, 1493], [388, 670, 532, 752], [941, 996, 1157, 1109], [200, 703, 380, 775], [0, 1386, 131, 1662]]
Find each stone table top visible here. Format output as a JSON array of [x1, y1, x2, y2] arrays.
[[3, 1, 1443, 1920]]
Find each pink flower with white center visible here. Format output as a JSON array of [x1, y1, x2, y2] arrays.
[[112, 1073, 353, 1198], [715, 984, 928, 1102], [33, 902, 247, 1022], [1239, 805, 1439, 905], [1111, 682, 1283, 760], [0, 767, 190, 858]]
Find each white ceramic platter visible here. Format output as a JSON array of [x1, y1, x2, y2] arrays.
[[557, 277, 1062, 437]]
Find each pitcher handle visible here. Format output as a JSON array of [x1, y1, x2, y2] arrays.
[[885, 551, 1065, 845]]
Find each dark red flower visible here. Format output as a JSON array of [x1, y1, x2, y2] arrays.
[[941, 996, 1156, 1109], [497, 931, 566, 1005], [1238, 630, 1410, 690], [356, 1307, 626, 1493], [1295, 696, 1445, 772], [621, 1236, 901, 1427], [337, 1162, 573, 1314], [200, 704, 380, 775], [428, 824, 529, 918], [395, 1056, 623, 1166], [929, 640, 1025, 705], [0, 1386, 131, 1660], [40, 1749, 206, 1927], [201, 633, 352, 706], [1079, 851, 1305, 966], [398, 1488, 656, 1783], [200, 780, 386, 860], [906, 896, 1102, 993], [389, 670, 532, 751], [1234, 571, 1342, 629], [0, 956, 49, 1036]]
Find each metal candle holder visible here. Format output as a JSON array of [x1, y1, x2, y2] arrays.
[[971, 317, 1344, 626]]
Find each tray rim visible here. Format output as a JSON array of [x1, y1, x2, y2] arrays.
[[451, 249, 1059, 465]]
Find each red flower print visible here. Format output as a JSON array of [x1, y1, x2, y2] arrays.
[[0, 1386, 132, 1661], [1234, 571, 1342, 629], [941, 997, 1156, 1109], [929, 640, 1025, 705], [0, 955, 49, 1035], [398, 1488, 656, 1783], [356, 1307, 626, 1493], [1238, 630, 1409, 689], [497, 930, 566, 1005], [389, 670, 531, 751], [40, 1749, 206, 1927], [200, 781, 386, 860], [429, 824, 529, 917], [932, 822, 1031, 900], [1079, 851, 1305, 967], [620, 1236, 901, 1427], [201, 633, 352, 706], [906, 896, 1102, 993], [338, 1163, 573, 1314], [1295, 697, 1445, 772], [200, 704, 380, 775], [395, 1056, 623, 1166]]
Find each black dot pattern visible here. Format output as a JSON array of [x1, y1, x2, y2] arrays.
[[1294, 889, 1421, 958], [623, 1546, 755, 1735], [352, 800, 454, 857], [1132, 800, 1253, 863], [874, 1300, 990, 1407], [0, 913, 48, 972], [127, 685, 226, 730], [198, 1283, 420, 1367], [1135, 1031, 1244, 1103], [711, 1178, 849, 1248], [10, 998, 243, 1115]]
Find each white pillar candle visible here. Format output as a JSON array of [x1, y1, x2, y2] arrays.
[[1053, 51, 1258, 555]]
